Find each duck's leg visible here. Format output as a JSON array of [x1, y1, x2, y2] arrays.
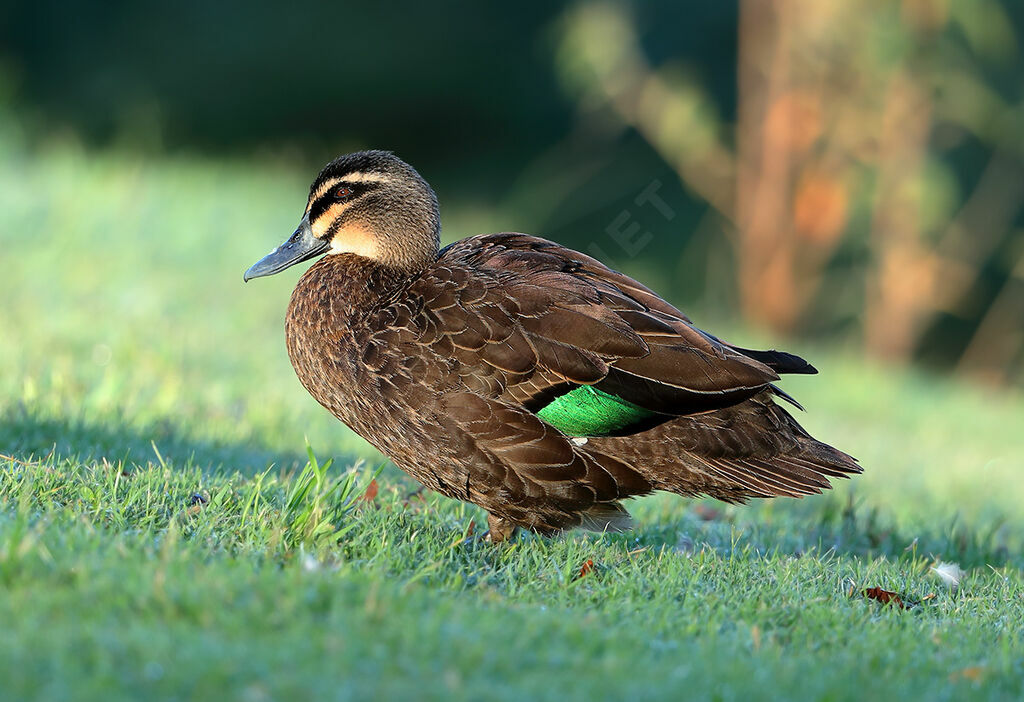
[[485, 513, 518, 543]]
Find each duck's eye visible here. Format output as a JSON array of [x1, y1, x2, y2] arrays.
[[335, 186, 353, 200]]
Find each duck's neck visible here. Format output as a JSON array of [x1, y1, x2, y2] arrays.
[[285, 253, 421, 418], [291, 253, 417, 323]]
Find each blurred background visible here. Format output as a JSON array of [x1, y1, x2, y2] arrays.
[[2, 0, 1021, 385], [3, 0, 1023, 386]]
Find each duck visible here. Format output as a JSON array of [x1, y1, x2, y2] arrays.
[[245, 150, 860, 542]]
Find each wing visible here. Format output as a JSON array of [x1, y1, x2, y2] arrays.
[[422, 233, 783, 420]]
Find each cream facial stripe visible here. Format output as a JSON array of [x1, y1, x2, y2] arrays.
[[327, 221, 380, 259], [309, 172, 395, 205], [310, 201, 352, 239]]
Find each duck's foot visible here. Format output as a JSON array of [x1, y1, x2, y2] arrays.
[[485, 513, 518, 544]]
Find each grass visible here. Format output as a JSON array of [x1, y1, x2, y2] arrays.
[[2, 132, 1023, 700]]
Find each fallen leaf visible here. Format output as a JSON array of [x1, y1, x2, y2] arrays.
[[360, 479, 379, 502], [862, 587, 912, 609], [465, 519, 475, 537], [577, 559, 595, 579]]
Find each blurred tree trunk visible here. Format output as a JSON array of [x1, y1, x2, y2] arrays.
[[736, 0, 848, 334], [863, 70, 933, 360], [736, 0, 796, 331]]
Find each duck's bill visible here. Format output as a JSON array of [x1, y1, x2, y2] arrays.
[[244, 214, 330, 281]]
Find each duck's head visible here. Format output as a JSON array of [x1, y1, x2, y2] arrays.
[[244, 150, 441, 281]]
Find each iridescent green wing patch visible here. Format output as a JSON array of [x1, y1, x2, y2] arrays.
[[535, 385, 659, 437]]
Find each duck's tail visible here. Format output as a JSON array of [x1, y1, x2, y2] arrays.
[[726, 345, 818, 375], [586, 391, 861, 502]]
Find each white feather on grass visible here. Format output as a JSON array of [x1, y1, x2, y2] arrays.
[[931, 561, 965, 588]]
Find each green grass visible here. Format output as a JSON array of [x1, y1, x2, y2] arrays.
[[2, 133, 1024, 700]]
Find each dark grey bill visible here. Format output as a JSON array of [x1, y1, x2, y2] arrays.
[[244, 214, 330, 281]]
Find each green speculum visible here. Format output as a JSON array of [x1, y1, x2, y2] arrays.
[[535, 385, 659, 437]]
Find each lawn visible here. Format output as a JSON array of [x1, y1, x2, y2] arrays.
[[2, 138, 1023, 701]]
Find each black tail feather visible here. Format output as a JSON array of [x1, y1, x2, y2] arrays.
[[728, 346, 818, 375]]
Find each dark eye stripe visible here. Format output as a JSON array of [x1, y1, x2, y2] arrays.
[[309, 181, 375, 222]]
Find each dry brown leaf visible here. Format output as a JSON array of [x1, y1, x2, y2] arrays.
[[360, 479, 379, 502], [862, 587, 913, 609], [577, 559, 595, 579]]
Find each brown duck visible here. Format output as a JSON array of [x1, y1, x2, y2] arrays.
[[245, 151, 860, 541]]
